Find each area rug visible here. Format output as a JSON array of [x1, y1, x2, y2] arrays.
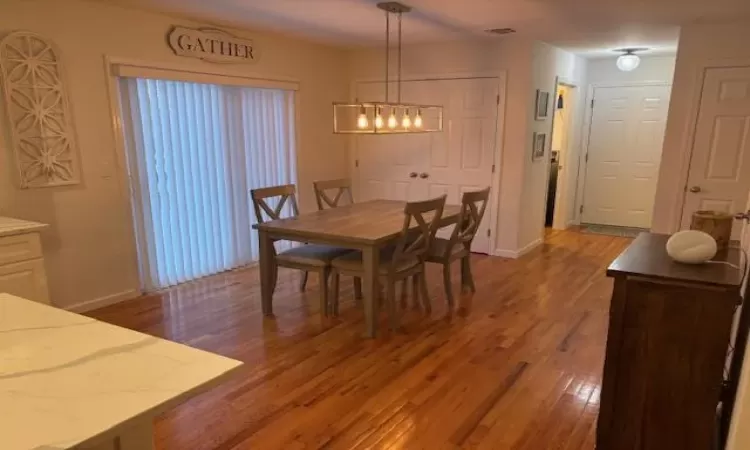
[[580, 224, 647, 238]]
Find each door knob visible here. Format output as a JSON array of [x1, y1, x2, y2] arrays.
[[419, 172, 429, 179], [736, 211, 750, 221], [409, 172, 418, 178], [689, 186, 702, 193]]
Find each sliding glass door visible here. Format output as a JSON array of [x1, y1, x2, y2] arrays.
[[119, 77, 297, 290]]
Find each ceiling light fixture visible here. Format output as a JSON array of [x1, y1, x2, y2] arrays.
[[333, 2, 443, 134], [615, 48, 647, 72]]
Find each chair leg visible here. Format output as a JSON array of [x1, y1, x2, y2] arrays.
[[400, 279, 408, 309], [319, 268, 330, 317], [330, 271, 340, 317], [443, 262, 455, 310], [462, 256, 476, 293], [387, 279, 398, 331], [419, 268, 432, 313], [353, 277, 363, 300], [299, 271, 309, 292], [271, 263, 278, 293], [411, 274, 420, 310]]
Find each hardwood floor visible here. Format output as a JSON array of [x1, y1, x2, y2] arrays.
[[88, 229, 631, 450]]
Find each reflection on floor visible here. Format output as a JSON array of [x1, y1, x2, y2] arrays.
[[88, 229, 631, 450]]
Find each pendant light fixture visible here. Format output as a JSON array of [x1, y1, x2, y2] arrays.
[[615, 48, 647, 72], [333, 2, 443, 134]]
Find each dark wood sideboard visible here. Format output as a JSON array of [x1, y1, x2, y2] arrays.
[[598, 233, 743, 450]]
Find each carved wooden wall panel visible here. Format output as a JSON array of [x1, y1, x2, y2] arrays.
[[0, 31, 81, 188]]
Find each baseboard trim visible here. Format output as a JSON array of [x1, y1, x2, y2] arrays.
[[65, 289, 141, 313], [494, 238, 543, 259]]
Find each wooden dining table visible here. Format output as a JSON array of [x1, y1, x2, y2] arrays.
[[253, 199, 461, 337]]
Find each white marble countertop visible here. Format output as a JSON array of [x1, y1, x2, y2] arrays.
[[0, 216, 48, 237], [0, 293, 243, 450]]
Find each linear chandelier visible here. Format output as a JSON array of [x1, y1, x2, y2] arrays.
[[333, 2, 443, 134]]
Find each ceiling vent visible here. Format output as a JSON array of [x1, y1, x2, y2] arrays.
[[485, 28, 516, 35]]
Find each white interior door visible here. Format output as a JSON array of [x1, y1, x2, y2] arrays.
[[355, 82, 426, 202], [680, 67, 750, 239], [354, 77, 499, 253], [582, 84, 671, 228]]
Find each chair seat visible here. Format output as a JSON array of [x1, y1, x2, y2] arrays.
[[276, 244, 351, 267], [426, 238, 468, 261], [331, 249, 419, 275]]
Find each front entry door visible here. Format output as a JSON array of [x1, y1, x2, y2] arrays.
[[582, 84, 671, 228], [354, 77, 499, 253], [680, 67, 750, 240]]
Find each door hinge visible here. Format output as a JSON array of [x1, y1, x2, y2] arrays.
[[585, 153, 589, 163], [580, 205, 584, 214], [355, 159, 359, 168], [492, 164, 496, 173], [496, 94, 500, 105], [487, 229, 491, 237], [591, 99, 595, 108]]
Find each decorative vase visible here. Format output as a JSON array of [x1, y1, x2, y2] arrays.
[[666, 230, 718, 264]]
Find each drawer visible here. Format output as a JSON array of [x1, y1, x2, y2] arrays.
[[0, 258, 50, 304], [0, 232, 43, 265]]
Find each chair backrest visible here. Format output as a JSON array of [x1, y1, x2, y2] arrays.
[[313, 178, 354, 210], [250, 184, 299, 224], [390, 195, 447, 272], [443, 187, 491, 257]]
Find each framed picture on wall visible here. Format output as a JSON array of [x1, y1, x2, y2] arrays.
[[532, 132, 546, 161], [535, 89, 549, 120]]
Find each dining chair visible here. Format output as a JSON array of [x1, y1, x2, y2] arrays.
[[313, 178, 354, 210], [425, 187, 490, 309], [329, 195, 447, 330], [312, 178, 362, 300], [250, 184, 350, 316]]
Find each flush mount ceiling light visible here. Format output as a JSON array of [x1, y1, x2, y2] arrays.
[[615, 48, 647, 72], [333, 2, 443, 134]]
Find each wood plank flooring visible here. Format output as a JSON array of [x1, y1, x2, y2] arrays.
[[87, 229, 631, 450]]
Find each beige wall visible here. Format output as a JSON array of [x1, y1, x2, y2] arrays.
[[348, 38, 534, 254], [653, 22, 750, 234], [520, 42, 587, 250], [0, 0, 350, 310]]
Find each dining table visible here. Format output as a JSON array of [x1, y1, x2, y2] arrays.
[[253, 199, 461, 337]]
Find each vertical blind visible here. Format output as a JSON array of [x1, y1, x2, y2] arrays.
[[119, 77, 297, 290]]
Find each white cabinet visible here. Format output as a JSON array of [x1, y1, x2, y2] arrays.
[[0, 218, 49, 304]]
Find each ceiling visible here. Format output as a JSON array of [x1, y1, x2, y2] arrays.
[[91, 0, 750, 57]]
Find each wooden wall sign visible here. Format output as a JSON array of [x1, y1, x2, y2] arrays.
[[167, 26, 258, 64]]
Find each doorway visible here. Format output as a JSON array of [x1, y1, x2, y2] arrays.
[[679, 66, 750, 240], [353, 76, 503, 254], [579, 83, 672, 229], [545, 83, 576, 229]]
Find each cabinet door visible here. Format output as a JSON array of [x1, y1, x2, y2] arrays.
[[0, 258, 49, 304]]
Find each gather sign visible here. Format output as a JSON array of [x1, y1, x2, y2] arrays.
[[167, 26, 259, 64]]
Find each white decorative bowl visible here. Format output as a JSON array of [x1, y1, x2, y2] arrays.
[[666, 230, 718, 264]]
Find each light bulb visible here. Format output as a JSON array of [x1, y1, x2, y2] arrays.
[[387, 109, 398, 129], [616, 53, 640, 72], [374, 107, 384, 129], [414, 110, 423, 128], [402, 109, 411, 129], [357, 107, 368, 129]]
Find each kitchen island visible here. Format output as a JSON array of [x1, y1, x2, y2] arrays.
[[0, 293, 243, 450]]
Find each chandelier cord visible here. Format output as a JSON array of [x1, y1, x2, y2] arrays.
[[397, 11, 402, 103], [384, 10, 389, 103]]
